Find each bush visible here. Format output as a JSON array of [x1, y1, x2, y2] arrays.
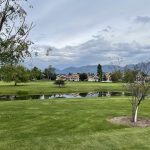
[[54, 80, 65, 88]]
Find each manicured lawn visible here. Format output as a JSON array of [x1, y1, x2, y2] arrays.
[[0, 97, 150, 149], [0, 81, 124, 95]]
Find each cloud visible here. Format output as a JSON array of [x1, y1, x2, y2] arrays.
[[24, 0, 150, 69], [134, 16, 150, 24], [27, 34, 150, 69]]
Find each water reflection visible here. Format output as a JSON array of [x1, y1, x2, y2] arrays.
[[0, 91, 132, 101], [79, 93, 88, 97]]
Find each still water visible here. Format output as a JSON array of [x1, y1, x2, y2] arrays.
[[0, 91, 131, 101]]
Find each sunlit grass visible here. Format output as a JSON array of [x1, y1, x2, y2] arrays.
[[0, 97, 150, 149], [0, 81, 124, 94]]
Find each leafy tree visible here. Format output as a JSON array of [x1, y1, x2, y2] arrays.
[[0, 0, 33, 65], [0, 64, 14, 81], [50, 73, 56, 80], [123, 69, 138, 83], [13, 65, 29, 85], [79, 73, 88, 81], [111, 71, 122, 82], [97, 64, 102, 82], [1, 64, 29, 86], [43, 65, 56, 80], [30, 67, 42, 80], [54, 80, 65, 88]]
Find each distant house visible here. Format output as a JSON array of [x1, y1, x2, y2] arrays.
[[67, 74, 80, 81], [56, 74, 79, 81], [56, 75, 67, 81], [136, 72, 150, 83], [88, 75, 99, 82], [145, 76, 150, 82], [56, 73, 112, 82], [136, 72, 145, 82]]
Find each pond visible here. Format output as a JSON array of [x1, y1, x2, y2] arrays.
[[0, 91, 132, 101]]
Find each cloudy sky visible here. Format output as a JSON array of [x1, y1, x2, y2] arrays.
[[25, 0, 150, 69]]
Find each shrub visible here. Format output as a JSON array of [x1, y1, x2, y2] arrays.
[[54, 80, 65, 88]]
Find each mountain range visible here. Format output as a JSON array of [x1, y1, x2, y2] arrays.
[[55, 65, 123, 74], [55, 63, 146, 74]]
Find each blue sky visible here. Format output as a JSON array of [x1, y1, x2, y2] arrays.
[[24, 0, 150, 69]]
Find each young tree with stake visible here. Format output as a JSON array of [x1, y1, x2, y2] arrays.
[[126, 62, 150, 123]]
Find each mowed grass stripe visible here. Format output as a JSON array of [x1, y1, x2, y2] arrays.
[[0, 97, 149, 149], [0, 81, 124, 95]]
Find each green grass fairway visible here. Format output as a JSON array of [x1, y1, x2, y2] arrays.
[[0, 97, 150, 150], [0, 81, 124, 95]]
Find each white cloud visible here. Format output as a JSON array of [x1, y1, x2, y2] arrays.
[[24, 0, 150, 69], [28, 31, 150, 69]]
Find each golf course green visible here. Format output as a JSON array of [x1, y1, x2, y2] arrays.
[[0, 81, 149, 150], [0, 81, 124, 95]]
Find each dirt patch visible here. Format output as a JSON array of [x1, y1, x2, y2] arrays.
[[108, 116, 150, 127]]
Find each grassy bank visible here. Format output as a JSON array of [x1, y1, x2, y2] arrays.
[[0, 81, 124, 95], [0, 97, 150, 149]]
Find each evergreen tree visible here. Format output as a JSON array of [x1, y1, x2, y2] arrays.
[[97, 64, 102, 82]]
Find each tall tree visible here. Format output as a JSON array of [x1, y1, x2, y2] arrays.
[[111, 70, 122, 82], [97, 64, 102, 82], [30, 67, 42, 80], [43, 65, 56, 80], [0, 0, 33, 65]]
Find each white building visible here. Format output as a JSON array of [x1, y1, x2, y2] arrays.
[[67, 74, 80, 81], [88, 75, 99, 82]]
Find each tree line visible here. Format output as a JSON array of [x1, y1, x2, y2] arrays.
[[111, 70, 138, 83], [0, 65, 56, 86]]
